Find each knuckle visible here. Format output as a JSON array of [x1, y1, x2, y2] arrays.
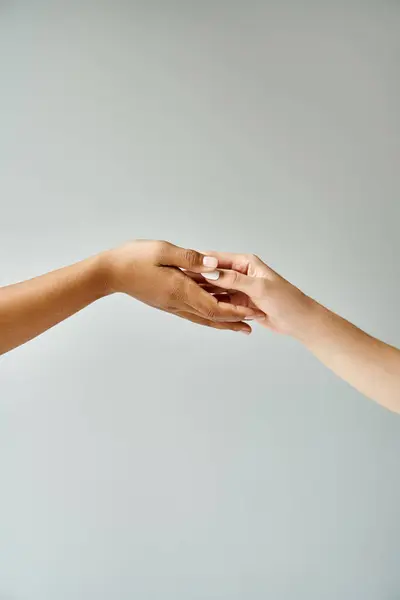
[[153, 240, 169, 260], [205, 305, 217, 320], [165, 276, 183, 304], [171, 282, 184, 303], [160, 239, 171, 251], [183, 249, 199, 267], [228, 270, 239, 286]]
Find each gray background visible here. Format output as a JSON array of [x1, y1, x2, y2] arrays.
[[1, 2, 399, 599]]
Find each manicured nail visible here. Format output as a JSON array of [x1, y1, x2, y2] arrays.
[[203, 256, 218, 268], [202, 271, 220, 280]]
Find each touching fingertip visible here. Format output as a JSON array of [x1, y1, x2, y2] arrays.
[[203, 256, 218, 268], [201, 271, 220, 280]]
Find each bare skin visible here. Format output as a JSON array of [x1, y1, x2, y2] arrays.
[[2, 240, 398, 413], [200, 252, 400, 414], [0, 240, 264, 356]]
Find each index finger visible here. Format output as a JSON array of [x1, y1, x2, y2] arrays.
[[201, 251, 250, 273], [160, 242, 219, 272]]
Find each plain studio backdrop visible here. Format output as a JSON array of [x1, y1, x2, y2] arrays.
[[0, 2, 399, 599]]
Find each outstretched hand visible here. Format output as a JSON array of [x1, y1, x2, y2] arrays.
[[102, 241, 265, 334], [190, 251, 312, 338], [2, 239, 398, 411]]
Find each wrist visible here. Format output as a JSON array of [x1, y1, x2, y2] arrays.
[[286, 295, 322, 342], [88, 252, 116, 298], [290, 297, 331, 344]]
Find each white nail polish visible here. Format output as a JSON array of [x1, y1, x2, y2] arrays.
[[201, 271, 220, 280], [203, 256, 218, 268]]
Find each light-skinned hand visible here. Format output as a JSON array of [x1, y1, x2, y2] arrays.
[[196, 251, 312, 338]]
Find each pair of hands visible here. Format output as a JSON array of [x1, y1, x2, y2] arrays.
[[1, 237, 397, 411], [101, 240, 311, 338]]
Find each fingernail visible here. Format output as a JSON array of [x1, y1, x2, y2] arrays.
[[202, 271, 220, 280], [203, 256, 218, 268], [240, 330, 251, 335], [244, 317, 254, 321]]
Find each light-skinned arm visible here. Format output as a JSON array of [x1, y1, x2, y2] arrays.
[[201, 252, 400, 414], [0, 240, 262, 356]]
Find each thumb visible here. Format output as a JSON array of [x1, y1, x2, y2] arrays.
[[161, 243, 219, 272], [202, 269, 261, 295]]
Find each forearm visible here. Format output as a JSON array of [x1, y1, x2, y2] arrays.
[[0, 254, 109, 355], [295, 302, 400, 413]]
